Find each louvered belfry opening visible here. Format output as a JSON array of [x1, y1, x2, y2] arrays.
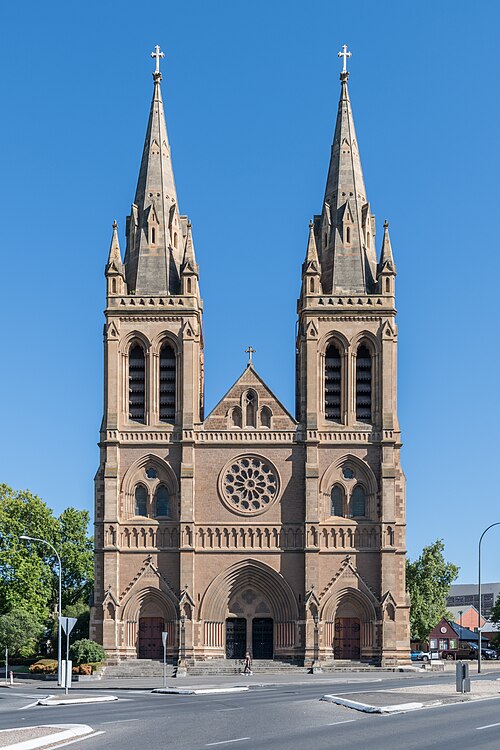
[[325, 343, 342, 421], [159, 343, 176, 423], [356, 344, 372, 422], [129, 344, 146, 422]]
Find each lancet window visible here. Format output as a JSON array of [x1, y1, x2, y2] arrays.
[[351, 485, 366, 517], [245, 390, 257, 428], [155, 485, 169, 517], [355, 344, 372, 422], [331, 485, 344, 517], [159, 343, 176, 423], [325, 343, 342, 421], [135, 484, 147, 516], [129, 344, 146, 423]]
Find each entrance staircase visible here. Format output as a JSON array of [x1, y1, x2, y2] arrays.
[[102, 658, 388, 679]]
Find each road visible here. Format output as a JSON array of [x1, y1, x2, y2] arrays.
[[2, 673, 500, 749]]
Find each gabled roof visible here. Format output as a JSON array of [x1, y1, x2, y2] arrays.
[[204, 364, 297, 429]]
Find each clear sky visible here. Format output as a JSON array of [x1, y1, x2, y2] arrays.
[[1, 0, 499, 584]]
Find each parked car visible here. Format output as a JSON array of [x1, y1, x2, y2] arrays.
[[440, 642, 476, 660], [469, 643, 498, 660], [410, 650, 430, 662]]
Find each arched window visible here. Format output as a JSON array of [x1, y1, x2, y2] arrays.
[[129, 344, 145, 422], [151, 226, 156, 245], [346, 226, 351, 243], [260, 406, 272, 428], [245, 390, 257, 428], [325, 343, 342, 421], [135, 485, 147, 516], [231, 406, 242, 428], [356, 344, 372, 422], [159, 343, 176, 423], [156, 485, 169, 517], [111, 278, 116, 294], [331, 485, 344, 517], [351, 485, 366, 517]]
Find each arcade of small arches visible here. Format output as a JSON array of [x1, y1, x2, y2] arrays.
[[324, 335, 377, 424], [227, 389, 273, 429], [108, 561, 384, 663]]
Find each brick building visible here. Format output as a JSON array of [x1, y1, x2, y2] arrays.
[[90, 47, 410, 667]]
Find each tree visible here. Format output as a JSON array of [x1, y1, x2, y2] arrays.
[[489, 595, 500, 648], [69, 639, 106, 665], [0, 609, 45, 658], [406, 539, 459, 642], [0, 485, 94, 626]]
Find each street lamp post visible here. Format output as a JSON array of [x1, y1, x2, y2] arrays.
[[478, 522, 500, 674], [20, 536, 62, 686]]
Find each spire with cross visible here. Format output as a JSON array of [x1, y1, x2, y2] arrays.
[[151, 45, 165, 80], [338, 44, 352, 75], [245, 346, 256, 365]]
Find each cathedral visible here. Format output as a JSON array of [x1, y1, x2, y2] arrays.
[[90, 46, 410, 667]]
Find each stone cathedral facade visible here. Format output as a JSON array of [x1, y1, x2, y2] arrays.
[[90, 50, 410, 666]]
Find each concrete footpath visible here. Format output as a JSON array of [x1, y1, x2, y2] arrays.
[[321, 677, 500, 713], [0, 724, 96, 750]]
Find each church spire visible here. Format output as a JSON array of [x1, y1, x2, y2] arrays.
[[316, 47, 377, 295], [124, 46, 183, 295]]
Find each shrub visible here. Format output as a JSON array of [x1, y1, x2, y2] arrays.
[[69, 639, 106, 666], [29, 659, 57, 674]]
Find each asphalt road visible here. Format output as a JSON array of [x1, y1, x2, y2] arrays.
[[2, 674, 500, 749]]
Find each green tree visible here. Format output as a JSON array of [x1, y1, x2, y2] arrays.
[[406, 539, 459, 642], [69, 639, 106, 665], [0, 485, 94, 626], [0, 608, 45, 657], [489, 595, 500, 648]]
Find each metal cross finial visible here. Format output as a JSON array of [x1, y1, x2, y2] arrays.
[[245, 346, 256, 364], [338, 44, 352, 74], [151, 45, 165, 75]]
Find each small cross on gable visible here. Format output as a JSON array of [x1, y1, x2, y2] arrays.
[[245, 346, 256, 364]]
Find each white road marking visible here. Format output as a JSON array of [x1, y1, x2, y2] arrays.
[[477, 722, 500, 730], [99, 719, 141, 725], [325, 720, 356, 726], [216, 707, 244, 712], [17, 701, 40, 710], [206, 739, 251, 746]]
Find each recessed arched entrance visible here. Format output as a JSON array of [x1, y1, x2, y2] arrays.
[[122, 586, 177, 660], [201, 560, 298, 660], [323, 586, 379, 662]]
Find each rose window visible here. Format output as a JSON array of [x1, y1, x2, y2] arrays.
[[221, 456, 279, 514]]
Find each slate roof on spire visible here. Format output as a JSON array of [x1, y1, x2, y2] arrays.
[[316, 70, 378, 295], [124, 54, 184, 295]]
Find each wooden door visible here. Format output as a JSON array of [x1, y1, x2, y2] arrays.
[[138, 617, 164, 659], [334, 617, 360, 659]]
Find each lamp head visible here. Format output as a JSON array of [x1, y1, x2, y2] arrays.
[[19, 535, 31, 540]]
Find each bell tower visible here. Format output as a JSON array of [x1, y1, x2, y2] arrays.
[[296, 49, 409, 664], [92, 47, 203, 659]]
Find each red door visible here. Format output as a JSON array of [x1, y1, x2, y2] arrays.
[[334, 617, 361, 659], [138, 617, 164, 659]]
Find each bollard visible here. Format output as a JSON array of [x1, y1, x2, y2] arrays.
[[9, 671, 13, 686], [456, 662, 471, 693]]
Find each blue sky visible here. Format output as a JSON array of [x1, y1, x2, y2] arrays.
[[1, 0, 499, 583]]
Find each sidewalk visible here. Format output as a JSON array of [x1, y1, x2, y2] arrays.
[[0, 724, 95, 750]]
